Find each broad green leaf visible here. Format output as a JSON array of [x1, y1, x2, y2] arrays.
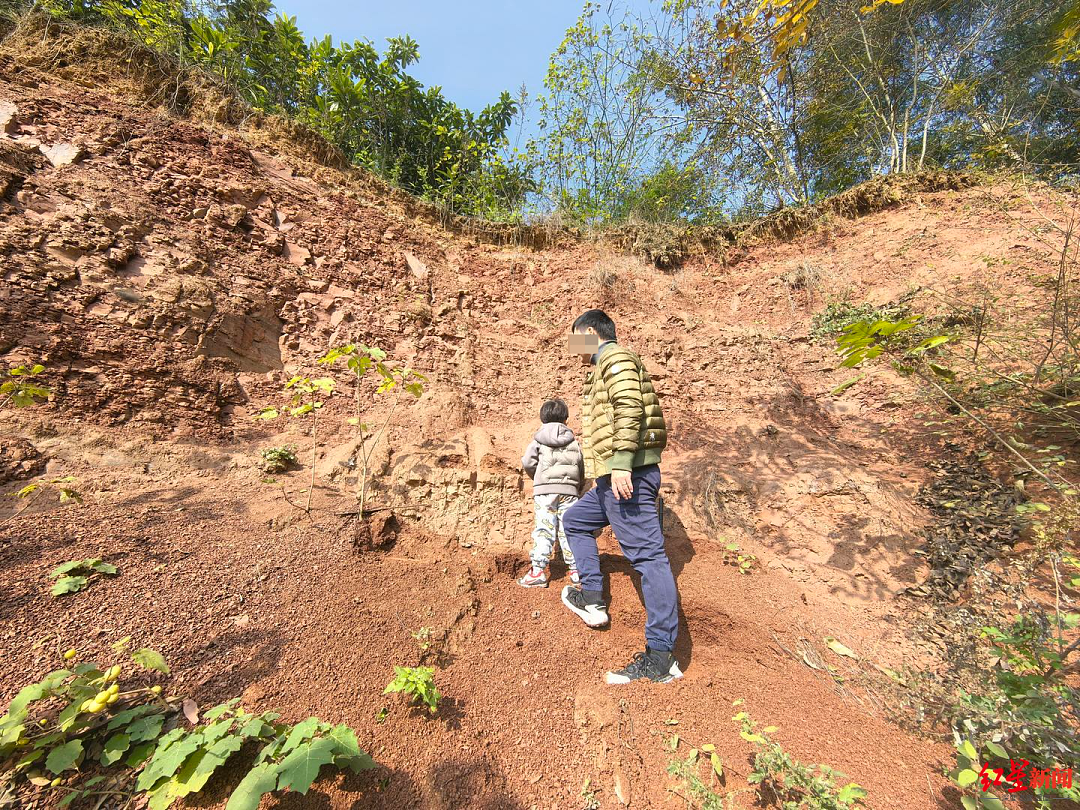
[[132, 648, 170, 674], [275, 736, 338, 794], [959, 740, 978, 760], [5, 673, 68, 719], [135, 735, 202, 791], [46, 740, 84, 774], [740, 731, 765, 744], [239, 717, 270, 738], [710, 752, 723, 778], [225, 762, 280, 810], [280, 717, 321, 755], [15, 748, 42, 768], [916, 335, 951, 351], [91, 561, 118, 575], [201, 718, 235, 745], [956, 768, 979, 787], [837, 782, 866, 802], [106, 704, 156, 731], [961, 797, 978, 810], [126, 741, 156, 767], [984, 742, 1007, 759], [52, 576, 89, 596], [51, 559, 94, 577], [127, 714, 166, 743], [929, 363, 956, 381], [203, 698, 241, 721], [148, 735, 245, 809], [101, 733, 131, 766], [58, 791, 81, 807], [980, 796, 1005, 810]]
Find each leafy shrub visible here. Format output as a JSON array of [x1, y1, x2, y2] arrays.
[[0, 644, 373, 809], [28, 1, 528, 218], [667, 748, 725, 809], [734, 708, 867, 809], [259, 446, 297, 474], [50, 558, 118, 596], [948, 611, 1080, 809], [810, 300, 908, 341], [665, 708, 866, 809], [384, 666, 440, 714]]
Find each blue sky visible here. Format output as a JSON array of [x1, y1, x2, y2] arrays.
[[272, 0, 606, 121]]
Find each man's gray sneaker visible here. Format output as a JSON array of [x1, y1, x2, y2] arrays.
[[605, 648, 683, 684], [561, 585, 609, 627]]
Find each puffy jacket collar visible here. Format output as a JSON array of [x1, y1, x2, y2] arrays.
[[589, 340, 615, 366], [534, 422, 576, 447]]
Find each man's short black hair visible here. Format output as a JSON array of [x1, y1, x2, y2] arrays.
[[572, 309, 617, 341], [540, 398, 569, 424]]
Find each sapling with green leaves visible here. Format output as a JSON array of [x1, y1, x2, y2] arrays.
[[257, 376, 335, 513], [318, 343, 425, 529], [0, 362, 49, 410], [384, 666, 441, 714]]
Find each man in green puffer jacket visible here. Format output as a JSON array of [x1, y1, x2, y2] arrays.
[[560, 309, 682, 685]]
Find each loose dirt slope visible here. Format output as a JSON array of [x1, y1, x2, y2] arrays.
[[1, 24, 1076, 810]]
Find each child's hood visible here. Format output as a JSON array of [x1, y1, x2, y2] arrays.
[[533, 422, 576, 448]]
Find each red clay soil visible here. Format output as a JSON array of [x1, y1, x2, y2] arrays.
[[2, 27, 1078, 810]]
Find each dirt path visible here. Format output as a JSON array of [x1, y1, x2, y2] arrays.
[[1, 38, 1074, 809]]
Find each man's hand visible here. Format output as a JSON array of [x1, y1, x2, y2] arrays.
[[611, 469, 634, 500]]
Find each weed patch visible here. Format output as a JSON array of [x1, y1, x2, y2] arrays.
[[258, 446, 297, 474]]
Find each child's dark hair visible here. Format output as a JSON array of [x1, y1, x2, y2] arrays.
[[540, 398, 569, 424]]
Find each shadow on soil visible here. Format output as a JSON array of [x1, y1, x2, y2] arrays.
[[671, 410, 937, 605], [262, 756, 527, 809]]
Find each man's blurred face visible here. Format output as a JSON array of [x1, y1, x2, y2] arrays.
[[569, 329, 600, 365]]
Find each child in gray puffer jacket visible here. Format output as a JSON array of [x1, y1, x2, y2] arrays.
[[519, 398, 585, 588]]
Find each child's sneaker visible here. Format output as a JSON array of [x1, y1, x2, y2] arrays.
[[518, 566, 549, 588], [569, 568, 581, 585]]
